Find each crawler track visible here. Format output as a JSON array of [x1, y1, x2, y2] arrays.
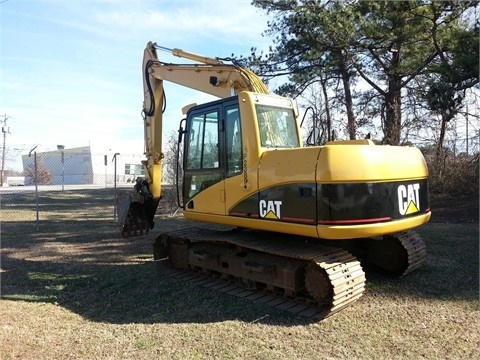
[[395, 231, 427, 276], [340, 230, 427, 277], [154, 227, 366, 319]]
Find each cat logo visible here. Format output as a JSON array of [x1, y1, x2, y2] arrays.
[[397, 183, 420, 215], [259, 200, 282, 220]]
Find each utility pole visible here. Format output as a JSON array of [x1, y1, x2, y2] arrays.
[[1, 114, 11, 187]]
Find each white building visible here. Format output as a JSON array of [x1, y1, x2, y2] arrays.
[[21, 145, 146, 186]]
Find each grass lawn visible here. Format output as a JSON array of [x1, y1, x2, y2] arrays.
[[1, 189, 478, 359]]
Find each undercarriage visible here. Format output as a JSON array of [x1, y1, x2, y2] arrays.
[[153, 227, 426, 319]]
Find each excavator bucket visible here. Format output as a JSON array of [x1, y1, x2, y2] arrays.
[[117, 178, 159, 237], [116, 190, 137, 228]]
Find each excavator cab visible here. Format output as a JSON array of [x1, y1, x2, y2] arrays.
[[180, 92, 301, 201], [179, 92, 302, 216]]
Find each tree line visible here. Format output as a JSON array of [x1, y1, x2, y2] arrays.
[[239, 1, 478, 153]]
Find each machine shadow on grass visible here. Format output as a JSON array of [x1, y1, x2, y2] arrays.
[[1, 188, 479, 325], [1, 224, 307, 325]]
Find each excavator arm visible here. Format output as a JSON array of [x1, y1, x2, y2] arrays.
[[141, 41, 268, 199]]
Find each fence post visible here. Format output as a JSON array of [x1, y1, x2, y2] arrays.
[[34, 151, 39, 230], [29, 146, 39, 231], [104, 154, 107, 188], [112, 152, 120, 222]]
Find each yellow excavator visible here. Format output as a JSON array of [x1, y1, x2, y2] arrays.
[[119, 41, 431, 317]]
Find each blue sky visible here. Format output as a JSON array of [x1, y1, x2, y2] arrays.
[[0, 0, 271, 170]]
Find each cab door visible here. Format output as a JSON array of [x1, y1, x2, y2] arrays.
[[222, 102, 244, 210], [182, 97, 242, 216], [183, 104, 224, 214]]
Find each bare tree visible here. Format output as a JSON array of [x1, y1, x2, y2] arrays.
[[25, 158, 52, 185]]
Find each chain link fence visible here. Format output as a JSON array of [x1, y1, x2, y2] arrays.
[[0, 151, 145, 231], [0, 186, 121, 233], [0, 150, 181, 234]]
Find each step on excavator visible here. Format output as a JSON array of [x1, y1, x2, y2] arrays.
[[118, 41, 430, 318]]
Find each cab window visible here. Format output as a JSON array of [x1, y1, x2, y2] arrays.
[[186, 111, 219, 169], [225, 106, 242, 176], [256, 105, 299, 148]]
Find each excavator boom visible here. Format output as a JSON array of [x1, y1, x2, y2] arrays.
[[141, 41, 267, 200]]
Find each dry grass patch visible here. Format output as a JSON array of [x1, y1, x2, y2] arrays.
[[1, 189, 479, 359]]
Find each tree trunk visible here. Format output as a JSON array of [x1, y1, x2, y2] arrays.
[[321, 79, 332, 141], [338, 51, 356, 140], [384, 76, 402, 145], [435, 111, 456, 167]]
